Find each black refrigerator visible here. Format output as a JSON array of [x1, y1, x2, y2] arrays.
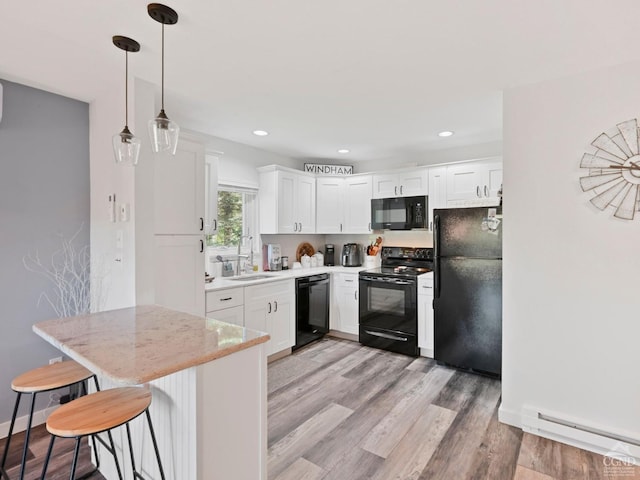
[[433, 206, 502, 377]]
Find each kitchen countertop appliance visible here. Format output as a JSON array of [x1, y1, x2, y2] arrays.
[[324, 244, 335, 266], [294, 274, 330, 350], [341, 243, 363, 267], [359, 246, 433, 356], [263, 243, 282, 271], [433, 206, 502, 377]]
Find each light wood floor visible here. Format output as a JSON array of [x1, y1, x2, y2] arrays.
[[268, 337, 637, 480], [3, 338, 637, 479]]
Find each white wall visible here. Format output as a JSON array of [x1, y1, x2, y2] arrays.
[[501, 61, 640, 447]]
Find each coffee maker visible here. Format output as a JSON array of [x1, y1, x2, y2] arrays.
[[324, 244, 335, 266]]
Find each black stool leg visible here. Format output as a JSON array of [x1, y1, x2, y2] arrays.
[[69, 437, 81, 480], [145, 409, 166, 480], [1, 391, 21, 479], [106, 431, 123, 480], [18, 393, 37, 480], [40, 435, 56, 480]]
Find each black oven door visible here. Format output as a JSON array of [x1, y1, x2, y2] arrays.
[[359, 275, 418, 355]]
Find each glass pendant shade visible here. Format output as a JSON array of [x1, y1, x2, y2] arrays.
[[148, 109, 179, 154], [113, 126, 141, 165]]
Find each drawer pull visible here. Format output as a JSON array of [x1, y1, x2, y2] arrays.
[[220, 297, 233, 301]]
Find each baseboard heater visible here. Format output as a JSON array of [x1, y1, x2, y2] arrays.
[[522, 405, 640, 462]]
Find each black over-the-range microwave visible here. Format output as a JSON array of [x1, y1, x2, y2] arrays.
[[370, 195, 428, 230]]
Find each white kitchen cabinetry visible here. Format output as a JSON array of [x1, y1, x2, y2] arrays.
[[417, 273, 434, 358], [154, 138, 206, 235], [372, 169, 428, 199], [204, 155, 219, 236], [154, 235, 205, 316], [316, 175, 373, 234], [332, 273, 359, 335], [258, 166, 316, 234], [427, 166, 447, 231], [244, 280, 295, 355], [206, 287, 244, 326], [154, 137, 206, 316], [446, 159, 502, 206]]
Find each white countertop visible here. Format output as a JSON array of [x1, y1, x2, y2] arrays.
[[205, 265, 370, 291]]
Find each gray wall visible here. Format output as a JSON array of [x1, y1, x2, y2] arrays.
[[0, 79, 89, 424]]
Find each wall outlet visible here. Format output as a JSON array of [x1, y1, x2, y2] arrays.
[[49, 356, 63, 365]]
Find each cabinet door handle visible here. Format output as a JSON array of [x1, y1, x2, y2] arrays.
[[394, 186, 398, 196], [268, 302, 272, 314], [200, 239, 204, 253], [400, 185, 403, 195], [200, 217, 204, 231], [484, 185, 489, 197], [476, 185, 481, 198], [213, 219, 217, 231], [274, 301, 278, 312], [340, 223, 342, 232], [299, 222, 302, 231], [293, 222, 298, 232], [368, 222, 371, 231], [345, 279, 354, 282], [354, 290, 357, 301], [429, 221, 433, 231]]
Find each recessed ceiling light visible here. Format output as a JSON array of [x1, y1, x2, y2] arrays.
[[253, 130, 269, 136], [337, 149, 350, 154], [438, 131, 454, 137]]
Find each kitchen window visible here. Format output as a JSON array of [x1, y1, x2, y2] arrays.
[[207, 185, 257, 249]]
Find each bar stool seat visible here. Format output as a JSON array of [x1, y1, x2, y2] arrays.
[[1, 361, 96, 480], [41, 387, 165, 480]]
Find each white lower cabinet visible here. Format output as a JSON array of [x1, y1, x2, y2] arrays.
[[332, 273, 359, 335], [417, 274, 434, 358], [245, 280, 295, 356], [206, 287, 244, 326]]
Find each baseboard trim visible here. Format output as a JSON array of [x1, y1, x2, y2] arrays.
[[0, 405, 58, 439], [498, 403, 521, 428], [327, 330, 358, 342]]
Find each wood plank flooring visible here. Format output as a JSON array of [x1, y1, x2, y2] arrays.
[[268, 337, 639, 480], [3, 337, 637, 479]]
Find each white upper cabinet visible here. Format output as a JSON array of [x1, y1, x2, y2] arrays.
[[316, 177, 345, 233], [258, 166, 316, 234], [372, 169, 428, 198], [446, 158, 502, 206], [427, 166, 447, 231], [343, 175, 373, 233], [154, 138, 205, 235], [316, 175, 373, 234], [204, 155, 219, 236]]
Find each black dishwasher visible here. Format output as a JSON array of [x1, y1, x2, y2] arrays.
[[294, 274, 330, 350]]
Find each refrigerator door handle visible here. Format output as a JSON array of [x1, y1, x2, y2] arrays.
[[434, 214, 440, 299]]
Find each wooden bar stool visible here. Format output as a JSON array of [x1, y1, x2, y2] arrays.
[[0, 360, 97, 480], [41, 386, 166, 480]]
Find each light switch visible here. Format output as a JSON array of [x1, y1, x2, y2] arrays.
[[119, 203, 130, 222]]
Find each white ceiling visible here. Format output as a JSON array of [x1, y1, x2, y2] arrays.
[[3, 1, 640, 163]]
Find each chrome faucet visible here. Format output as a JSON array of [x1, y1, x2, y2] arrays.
[[237, 235, 253, 275]]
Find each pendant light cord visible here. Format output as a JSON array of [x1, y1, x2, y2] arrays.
[[161, 23, 165, 111], [125, 50, 129, 128]]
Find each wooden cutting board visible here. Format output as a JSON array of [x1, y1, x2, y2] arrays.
[[296, 242, 315, 262]]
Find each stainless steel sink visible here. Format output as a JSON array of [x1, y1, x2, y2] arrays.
[[227, 274, 275, 282]]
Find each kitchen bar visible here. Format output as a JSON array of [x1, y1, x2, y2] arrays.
[[33, 305, 270, 480]]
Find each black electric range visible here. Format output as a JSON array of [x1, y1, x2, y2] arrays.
[[358, 247, 433, 356]]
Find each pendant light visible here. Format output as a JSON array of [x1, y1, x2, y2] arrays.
[[147, 3, 179, 155], [112, 36, 141, 166]]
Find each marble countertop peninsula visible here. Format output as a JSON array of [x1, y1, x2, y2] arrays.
[[33, 305, 270, 385]]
